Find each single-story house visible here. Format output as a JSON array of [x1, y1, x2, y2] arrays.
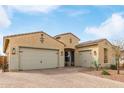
[[3, 31, 117, 71]]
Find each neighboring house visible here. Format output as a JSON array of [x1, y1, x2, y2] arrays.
[[3, 31, 116, 71], [0, 56, 4, 64], [0, 55, 7, 70], [120, 50, 124, 67]]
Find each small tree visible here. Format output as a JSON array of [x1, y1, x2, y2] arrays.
[[115, 46, 120, 74], [112, 40, 124, 74]]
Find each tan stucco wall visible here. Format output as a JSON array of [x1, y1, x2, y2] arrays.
[[98, 40, 116, 67], [56, 34, 79, 49], [75, 45, 99, 66], [5, 32, 65, 71]]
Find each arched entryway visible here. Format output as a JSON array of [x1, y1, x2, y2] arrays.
[[64, 48, 75, 67]]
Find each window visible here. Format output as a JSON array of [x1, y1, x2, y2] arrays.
[[104, 48, 108, 63]]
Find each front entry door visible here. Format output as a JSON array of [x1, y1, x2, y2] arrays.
[[65, 50, 74, 66]]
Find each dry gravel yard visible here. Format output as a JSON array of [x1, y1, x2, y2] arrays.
[[0, 67, 124, 88], [84, 69, 124, 83]]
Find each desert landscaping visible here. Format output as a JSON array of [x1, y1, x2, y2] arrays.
[[82, 68, 124, 83]]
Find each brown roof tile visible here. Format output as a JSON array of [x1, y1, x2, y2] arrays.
[[76, 38, 107, 48]]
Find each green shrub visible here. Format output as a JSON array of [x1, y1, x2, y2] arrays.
[[110, 64, 117, 70], [101, 69, 111, 75]]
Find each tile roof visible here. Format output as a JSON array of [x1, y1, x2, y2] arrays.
[[76, 38, 107, 48]]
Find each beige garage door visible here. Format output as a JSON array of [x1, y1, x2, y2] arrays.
[[19, 48, 59, 70], [79, 50, 93, 67]]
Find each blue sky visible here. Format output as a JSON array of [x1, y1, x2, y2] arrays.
[[0, 5, 124, 54]]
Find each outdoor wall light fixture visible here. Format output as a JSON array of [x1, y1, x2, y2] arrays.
[[12, 48, 16, 55], [94, 51, 97, 56], [61, 51, 63, 56]]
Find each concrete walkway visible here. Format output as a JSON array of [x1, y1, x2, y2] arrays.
[[0, 68, 124, 88]]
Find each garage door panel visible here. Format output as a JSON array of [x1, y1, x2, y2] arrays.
[[39, 50, 58, 68], [79, 50, 93, 67], [19, 48, 58, 70]]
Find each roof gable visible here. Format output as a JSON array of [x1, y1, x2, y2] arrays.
[[4, 31, 65, 46], [3, 31, 65, 53], [54, 32, 80, 41]]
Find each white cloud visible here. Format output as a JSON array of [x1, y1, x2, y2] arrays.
[[0, 6, 11, 28], [0, 5, 60, 28], [10, 5, 60, 14], [84, 13, 124, 39]]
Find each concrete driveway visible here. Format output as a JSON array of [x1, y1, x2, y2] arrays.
[[0, 67, 124, 88]]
